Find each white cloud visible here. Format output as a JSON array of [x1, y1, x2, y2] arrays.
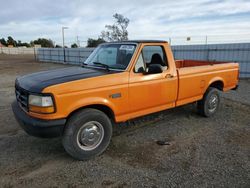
[[0, 0, 250, 45]]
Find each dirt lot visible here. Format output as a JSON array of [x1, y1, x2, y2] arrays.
[[0, 54, 249, 188]]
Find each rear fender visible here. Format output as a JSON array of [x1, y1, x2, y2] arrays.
[[207, 77, 225, 91]]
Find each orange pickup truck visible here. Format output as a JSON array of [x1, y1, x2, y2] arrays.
[[12, 40, 239, 160]]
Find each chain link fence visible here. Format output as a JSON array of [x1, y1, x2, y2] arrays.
[[1, 43, 249, 78], [172, 43, 250, 78], [0, 47, 37, 55], [36, 48, 95, 64]]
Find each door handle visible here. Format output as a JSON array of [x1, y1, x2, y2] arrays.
[[165, 74, 174, 78]]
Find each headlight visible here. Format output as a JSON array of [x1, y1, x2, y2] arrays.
[[29, 95, 53, 107], [28, 94, 55, 113]]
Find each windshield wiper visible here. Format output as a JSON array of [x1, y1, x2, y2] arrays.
[[81, 62, 88, 67], [93, 62, 110, 71]]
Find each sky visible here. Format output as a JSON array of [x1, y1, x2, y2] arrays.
[[0, 0, 250, 46]]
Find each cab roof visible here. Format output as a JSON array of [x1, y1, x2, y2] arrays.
[[106, 40, 168, 44]]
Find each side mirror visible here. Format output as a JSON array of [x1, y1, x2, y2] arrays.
[[146, 64, 163, 74], [137, 67, 145, 73]]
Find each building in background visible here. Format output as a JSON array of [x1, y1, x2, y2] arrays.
[[0, 42, 6, 47]]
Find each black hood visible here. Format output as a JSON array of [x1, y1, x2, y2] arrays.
[[16, 67, 113, 93]]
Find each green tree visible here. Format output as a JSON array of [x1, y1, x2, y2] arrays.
[[31, 38, 54, 48], [86, 38, 106, 47], [16, 40, 30, 47], [0, 38, 7, 46], [71, 43, 78, 48], [101, 13, 129, 41], [22, 42, 31, 47], [7, 36, 17, 46]]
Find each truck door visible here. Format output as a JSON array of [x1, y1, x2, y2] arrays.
[[128, 44, 178, 116]]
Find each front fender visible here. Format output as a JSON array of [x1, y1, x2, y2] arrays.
[[67, 97, 116, 117]]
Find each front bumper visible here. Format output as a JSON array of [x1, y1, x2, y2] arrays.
[[12, 101, 66, 138]]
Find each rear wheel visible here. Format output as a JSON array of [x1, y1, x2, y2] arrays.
[[62, 108, 112, 160], [197, 87, 220, 117]]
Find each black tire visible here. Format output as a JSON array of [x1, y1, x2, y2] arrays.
[[197, 87, 220, 117], [62, 108, 112, 160]]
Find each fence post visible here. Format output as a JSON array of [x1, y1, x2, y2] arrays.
[[206, 46, 210, 61], [43, 49, 45, 62], [63, 48, 66, 62], [34, 47, 36, 60], [79, 49, 81, 64], [49, 48, 52, 62]]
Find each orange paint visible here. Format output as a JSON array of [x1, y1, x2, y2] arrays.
[[27, 42, 239, 122]]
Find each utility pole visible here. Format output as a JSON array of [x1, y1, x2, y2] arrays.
[[76, 36, 80, 47], [62, 26, 69, 62]]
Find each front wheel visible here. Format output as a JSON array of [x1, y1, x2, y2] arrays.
[[62, 108, 112, 160], [197, 87, 221, 117]]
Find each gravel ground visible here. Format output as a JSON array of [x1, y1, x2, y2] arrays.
[[224, 79, 250, 106], [0, 54, 249, 188]]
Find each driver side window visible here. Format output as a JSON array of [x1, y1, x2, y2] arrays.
[[134, 53, 146, 73]]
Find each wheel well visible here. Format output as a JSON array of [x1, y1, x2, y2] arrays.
[[209, 81, 224, 91], [67, 104, 115, 122]]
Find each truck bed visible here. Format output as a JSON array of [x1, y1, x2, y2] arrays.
[[175, 60, 239, 106], [175, 60, 232, 69]]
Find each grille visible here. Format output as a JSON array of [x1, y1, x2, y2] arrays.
[[15, 85, 29, 111]]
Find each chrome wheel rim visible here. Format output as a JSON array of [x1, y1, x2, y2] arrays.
[[208, 94, 218, 113], [76, 121, 104, 151]]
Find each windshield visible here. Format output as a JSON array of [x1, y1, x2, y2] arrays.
[[84, 43, 137, 70]]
